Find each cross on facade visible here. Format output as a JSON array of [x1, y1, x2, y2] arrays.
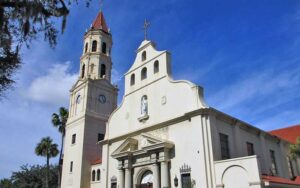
[[143, 19, 150, 40]]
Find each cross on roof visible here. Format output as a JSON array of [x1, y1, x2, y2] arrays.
[[143, 19, 150, 40], [99, 0, 104, 11]]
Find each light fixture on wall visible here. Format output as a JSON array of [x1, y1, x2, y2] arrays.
[[174, 175, 178, 187]]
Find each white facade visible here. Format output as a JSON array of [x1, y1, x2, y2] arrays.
[[61, 12, 300, 188]]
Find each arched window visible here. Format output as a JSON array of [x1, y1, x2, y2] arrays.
[[92, 170, 96, 181], [141, 67, 147, 80], [92, 40, 97, 52], [100, 64, 106, 78], [141, 95, 148, 116], [130, 74, 135, 86], [102, 42, 107, 54], [154, 60, 159, 73], [97, 169, 101, 181], [81, 64, 85, 78], [85, 43, 88, 53], [142, 51, 146, 61]]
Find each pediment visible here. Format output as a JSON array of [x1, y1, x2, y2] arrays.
[[70, 79, 85, 92], [111, 138, 138, 157], [111, 134, 174, 159], [139, 133, 165, 148]]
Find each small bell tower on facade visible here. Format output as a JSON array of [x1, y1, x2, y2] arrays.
[[61, 11, 118, 188]]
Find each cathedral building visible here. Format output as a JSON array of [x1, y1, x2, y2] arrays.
[[61, 11, 300, 188]]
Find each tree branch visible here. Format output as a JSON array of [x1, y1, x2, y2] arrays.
[[0, 1, 69, 18]]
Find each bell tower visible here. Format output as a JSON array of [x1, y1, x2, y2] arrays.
[[80, 11, 113, 81], [61, 11, 118, 188]]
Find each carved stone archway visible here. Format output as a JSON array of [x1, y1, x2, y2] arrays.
[[111, 133, 174, 188]]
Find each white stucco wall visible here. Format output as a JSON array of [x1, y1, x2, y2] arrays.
[[214, 156, 262, 188]]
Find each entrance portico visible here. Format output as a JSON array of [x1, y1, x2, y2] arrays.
[[111, 134, 174, 188]]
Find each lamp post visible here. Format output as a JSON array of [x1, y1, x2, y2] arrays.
[[174, 175, 178, 187]]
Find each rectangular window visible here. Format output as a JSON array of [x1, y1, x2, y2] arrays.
[[246, 142, 255, 156], [111, 182, 117, 188], [70, 161, 73, 173], [181, 173, 191, 188], [270, 150, 278, 175], [98, 133, 104, 142], [72, 134, 76, 144], [219, 133, 230, 159]]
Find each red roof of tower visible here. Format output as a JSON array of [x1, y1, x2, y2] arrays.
[[269, 124, 300, 144], [91, 11, 109, 33]]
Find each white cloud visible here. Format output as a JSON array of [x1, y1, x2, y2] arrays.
[[111, 68, 123, 84], [256, 109, 300, 131], [208, 67, 300, 112], [26, 62, 77, 106]]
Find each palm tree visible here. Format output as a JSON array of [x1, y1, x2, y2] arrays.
[[52, 107, 68, 185], [35, 137, 59, 188], [290, 137, 300, 159], [52, 107, 68, 164]]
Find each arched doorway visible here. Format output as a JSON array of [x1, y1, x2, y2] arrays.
[[137, 170, 153, 188]]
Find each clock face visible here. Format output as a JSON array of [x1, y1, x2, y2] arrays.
[[98, 94, 106, 104]]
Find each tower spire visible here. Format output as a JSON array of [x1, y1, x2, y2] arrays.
[[91, 11, 109, 33]]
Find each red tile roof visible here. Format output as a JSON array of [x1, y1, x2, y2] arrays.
[[269, 124, 300, 144], [91, 11, 109, 33], [91, 158, 102, 165], [262, 175, 300, 186]]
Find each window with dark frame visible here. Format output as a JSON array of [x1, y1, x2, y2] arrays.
[[141, 67, 147, 80], [97, 169, 101, 181], [81, 64, 85, 78], [181, 173, 191, 188], [92, 170, 95, 181], [246, 142, 255, 156], [102, 42, 107, 54], [100, 64, 106, 78], [130, 74, 135, 86], [154, 60, 159, 73], [72, 134, 76, 144], [98, 133, 104, 142], [270, 150, 278, 175], [70, 161, 73, 172], [92, 40, 97, 52], [85, 43, 88, 53], [142, 51, 146, 61], [219, 133, 230, 159]]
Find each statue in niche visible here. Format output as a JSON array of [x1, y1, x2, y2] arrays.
[[141, 95, 148, 116]]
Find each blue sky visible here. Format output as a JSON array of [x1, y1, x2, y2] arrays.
[[1, 0, 300, 179]]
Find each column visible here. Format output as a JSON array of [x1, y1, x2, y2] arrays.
[[125, 168, 131, 188], [152, 163, 160, 188], [160, 161, 169, 188], [118, 169, 125, 188]]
